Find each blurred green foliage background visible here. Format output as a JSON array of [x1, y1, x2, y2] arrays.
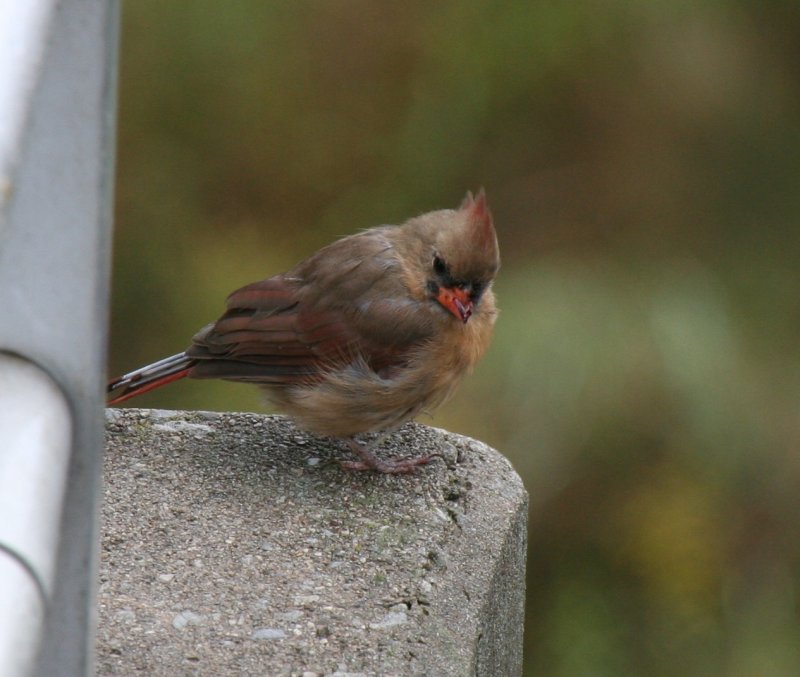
[[109, 1, 800, 674]]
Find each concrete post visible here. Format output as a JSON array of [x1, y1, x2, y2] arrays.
[[99, 410, 528, 675]]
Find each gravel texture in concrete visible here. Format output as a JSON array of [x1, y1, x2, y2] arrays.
[[99, 409, 527, 676]]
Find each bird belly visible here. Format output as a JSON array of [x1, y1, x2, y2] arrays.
[[262, 308, 495, 439], [260, 359, 444, 438]]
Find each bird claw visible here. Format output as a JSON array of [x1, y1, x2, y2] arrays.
[[339, 454, 440, 475], [341, 438, 442, 474]]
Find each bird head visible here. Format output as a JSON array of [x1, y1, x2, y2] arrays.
[[405, 189, 500, 323]]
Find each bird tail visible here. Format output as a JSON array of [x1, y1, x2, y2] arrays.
[[107, 353, 196, 405]]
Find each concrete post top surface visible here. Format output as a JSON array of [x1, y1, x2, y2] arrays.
[[99, 408, 527, 676]]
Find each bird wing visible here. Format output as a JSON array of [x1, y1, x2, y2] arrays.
[[186, 232, 434, 384]]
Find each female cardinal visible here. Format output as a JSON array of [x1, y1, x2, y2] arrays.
[[108, 190, 499, 473]]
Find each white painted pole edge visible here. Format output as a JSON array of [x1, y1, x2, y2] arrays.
[[0, 557, 44, 677], [0, 0, 55, 196], [0, 353, 72, 677]]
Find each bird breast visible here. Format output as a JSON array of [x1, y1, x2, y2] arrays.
[[265, 288, 497, 439]]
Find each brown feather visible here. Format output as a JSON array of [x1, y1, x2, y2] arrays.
[[186, 229, 435, 388]]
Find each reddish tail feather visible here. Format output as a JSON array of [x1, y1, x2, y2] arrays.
[[107, 353, 195, 405]]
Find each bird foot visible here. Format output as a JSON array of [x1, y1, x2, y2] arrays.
[[340, 438, 440, 475]]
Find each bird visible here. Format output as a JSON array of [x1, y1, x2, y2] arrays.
[[107, 190, 500, 474]]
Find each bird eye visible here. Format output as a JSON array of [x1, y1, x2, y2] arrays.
[[433, 254, 447, 276]]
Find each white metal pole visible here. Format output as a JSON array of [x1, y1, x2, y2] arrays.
[[0, 354, 72, 677], [0, 1, 119, 674]]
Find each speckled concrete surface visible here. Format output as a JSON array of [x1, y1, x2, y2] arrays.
[[98, 409, 527, 676]]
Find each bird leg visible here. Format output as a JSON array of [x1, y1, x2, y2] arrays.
[[339, 436, 439, 475]]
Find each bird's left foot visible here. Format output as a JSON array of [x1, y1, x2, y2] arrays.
[[340, 438, 440, 475]]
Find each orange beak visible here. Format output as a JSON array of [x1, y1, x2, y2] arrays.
[[436, 286, 473, 323]]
